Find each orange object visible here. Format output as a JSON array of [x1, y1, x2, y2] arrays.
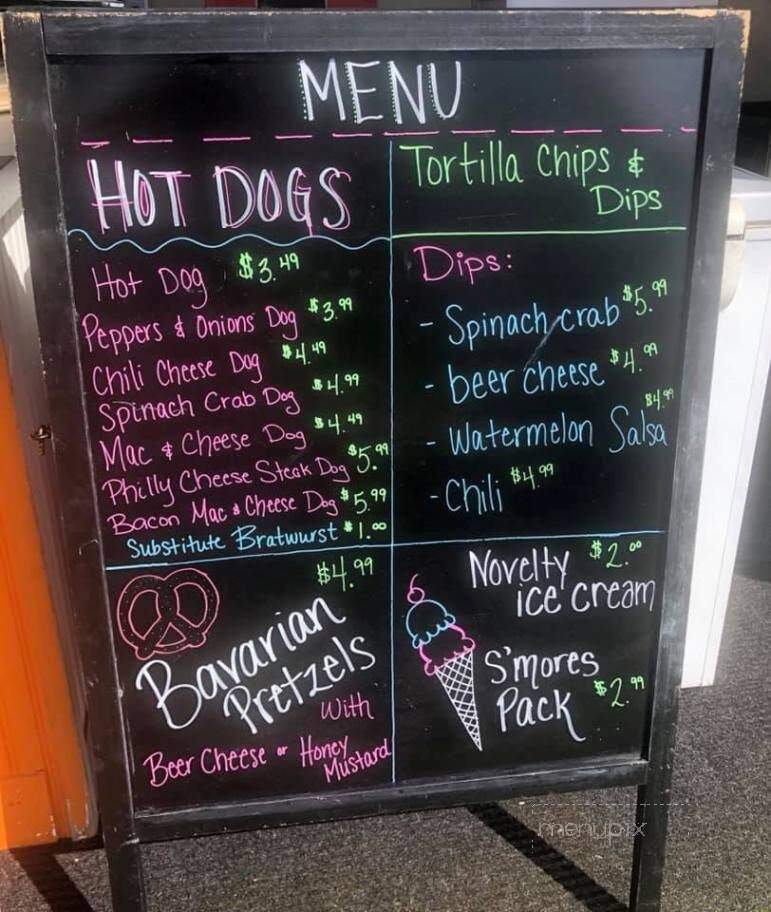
[[0, 339, 92, 848]]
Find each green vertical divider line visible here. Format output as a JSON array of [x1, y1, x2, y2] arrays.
[[388, 141, 396, 782]]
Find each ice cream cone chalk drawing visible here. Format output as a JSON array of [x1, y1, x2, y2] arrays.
[[405, 574, 483, 752]]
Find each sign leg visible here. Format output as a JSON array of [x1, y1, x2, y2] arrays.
[[628, 781, 669, 912], [104, 833, 147, 912]]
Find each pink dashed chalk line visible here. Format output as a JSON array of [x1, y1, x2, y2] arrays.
[[80, 126, 699, 148]]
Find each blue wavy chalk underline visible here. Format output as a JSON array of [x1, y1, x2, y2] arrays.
[[66, 227, 390, 254], [67, 224, 689, 255]]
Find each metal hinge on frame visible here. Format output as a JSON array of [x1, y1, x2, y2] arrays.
[[29, 424, 52, 455]]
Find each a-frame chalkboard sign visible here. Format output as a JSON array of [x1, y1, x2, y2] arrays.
[[3, 8, 746, 912]]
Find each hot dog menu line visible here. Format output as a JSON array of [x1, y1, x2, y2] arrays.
[[53, 50, 704, 810]]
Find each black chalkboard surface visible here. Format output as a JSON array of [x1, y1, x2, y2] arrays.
[[4, 10, 746, 912]]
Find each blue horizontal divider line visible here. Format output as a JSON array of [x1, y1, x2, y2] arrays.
[[104, 528, 665, 572]]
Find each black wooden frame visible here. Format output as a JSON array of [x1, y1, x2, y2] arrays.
[[2, 9, 746, 912]]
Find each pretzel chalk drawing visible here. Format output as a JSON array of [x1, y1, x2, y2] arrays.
[[116, 568, 220, 661]]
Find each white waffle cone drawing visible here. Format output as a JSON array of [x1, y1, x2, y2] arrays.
[[405, 573, 484, 752], [434, 651, 483, 751]]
